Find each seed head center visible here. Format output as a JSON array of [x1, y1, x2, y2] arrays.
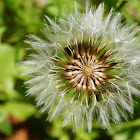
[[81, 66, 92, 76]]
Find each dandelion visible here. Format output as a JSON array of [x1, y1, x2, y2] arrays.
[[22, 3, 140, 132]]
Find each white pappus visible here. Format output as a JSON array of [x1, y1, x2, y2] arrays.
[[22, 3, 140, 132]]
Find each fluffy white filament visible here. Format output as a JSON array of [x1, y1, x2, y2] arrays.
[[22, 3, 140, 132]]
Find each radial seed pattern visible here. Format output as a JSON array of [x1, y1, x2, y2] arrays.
[[50, 38, 121, 105]]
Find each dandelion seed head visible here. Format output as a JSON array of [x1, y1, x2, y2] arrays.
[[22, 3, 140, 132]]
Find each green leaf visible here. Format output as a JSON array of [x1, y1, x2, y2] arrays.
[[0, 26, 6, 42], [116, 0, 128, 11], [133, 129, 140, 140], [104, 0, 118, 10], [0, 44, 16, 95], [3, 101, 37, 122], [0, 114, 13, 136]]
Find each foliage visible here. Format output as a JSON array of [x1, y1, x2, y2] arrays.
[[0, 0, 139, 139]]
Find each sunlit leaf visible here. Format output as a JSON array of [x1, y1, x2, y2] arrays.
[[0, 44, 16, 95], [0, 113, 13, 136], [3, 101, 37, 122]]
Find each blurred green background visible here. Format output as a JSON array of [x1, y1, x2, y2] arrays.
[[0, 0, 140, 140]]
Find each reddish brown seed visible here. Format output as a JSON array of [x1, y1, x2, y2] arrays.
[[53, 40, 118, 103], [91, 76, 101, 86], [69, 80, 78, 88], [81, 42, 86, 57], [106, 62, 117, 67], [82, 77, 87, 92], [91, 79, 98, 92], [76, 83, 82, 92], [88, 84, 92, 93], [75, 49, 81, 59], [63, 75, 75, 80], [60, 64, 73, 69], [65, 53, 76, 64]]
